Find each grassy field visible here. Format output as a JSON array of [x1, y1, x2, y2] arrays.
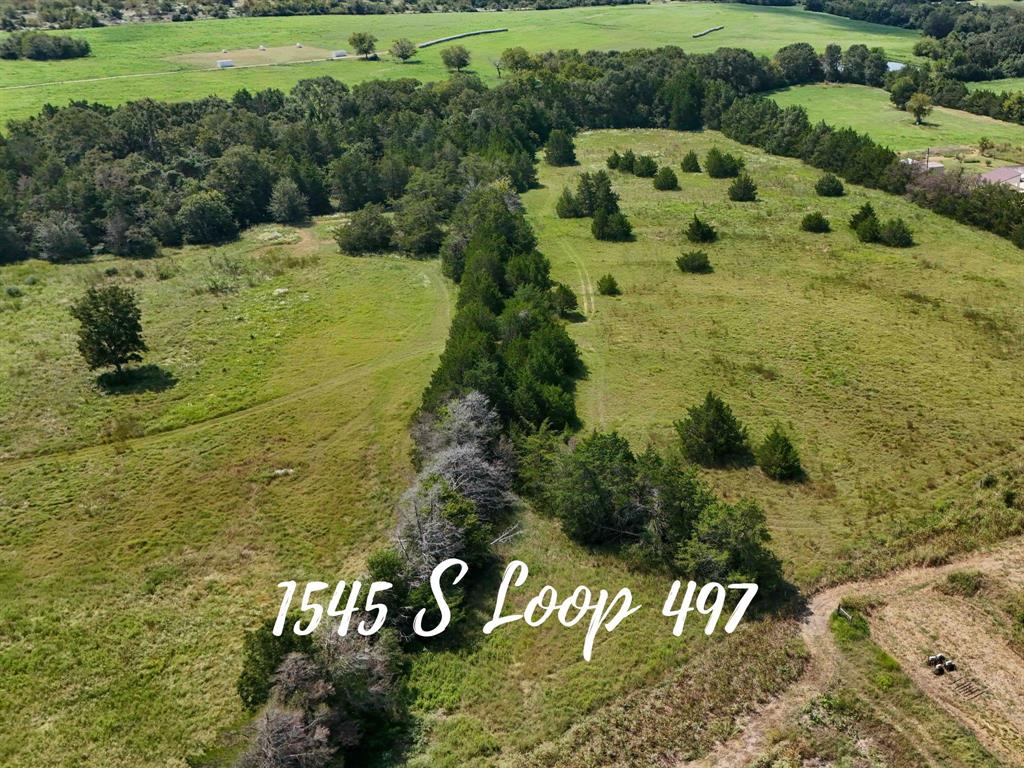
[[0, 3, 922, 125], [772, 83, 1024, 154], [526, 129, 1024, 588], [0, 221, 454, 766], [968, 75, 1024, 92]]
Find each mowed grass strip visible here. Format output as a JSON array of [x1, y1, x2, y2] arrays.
[[0, 224, 452, 767], [771, 83, 1024, 153], [526, 128, 1024, 588], [0, 3, 921, 124]]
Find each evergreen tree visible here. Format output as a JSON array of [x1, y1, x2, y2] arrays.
[[633, 155, 658, 177], [268, 178, 309, 224], [800, 212, 830, 233], [653, 166, 679, 191], [879, 217, 914, 247], [727, 173, 758, 202], [674, 392, 751, 467], [555, 187, 583, 219], [814, 173, 845, 197], [680, 150, 702, 173], [756, 424, 804, 481], [705, 147, 744, 178], [334, 203, 394, 255], [685, 214, 717, 244], [596, 273, 620, 296], [676, 250, 712, 273], [618, 150, 637, 173], [544, 130, 577, 167], [606, 150, 622, 170]]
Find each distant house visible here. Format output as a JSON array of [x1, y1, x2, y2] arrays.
[[980, 166, 1024, 191]]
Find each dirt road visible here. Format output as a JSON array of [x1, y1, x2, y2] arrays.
[[685, 537, 1024, 768]]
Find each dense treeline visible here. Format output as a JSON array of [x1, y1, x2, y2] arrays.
[[0, 29, 90, 58], [806, 0, 1024, 82], [3, 41, 1022, 265]]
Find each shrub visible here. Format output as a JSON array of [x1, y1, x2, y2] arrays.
[[334, 203, 394, 255], [5, 285, 23, 298], [676, 250, 712, 273], [848, 202, 876, 231], [801, 212, 830, 233], [856, 215, 880, 243], [552, 282, 579, 316], [176, 191, 238, 245], [389, 37, 417, 62], [268, 178, 309, 224], [596, 274, 620, 296], [815, 173, 845, 197], [236, 618, 312, 710], [727, 173, 758, 202], [674, 391, 751, 467], [705, 147, 744, 178], [633, 155, 658, 177], [606, 150, 622, 170], [33, 214, 90, 262], [618, 149, 636, 173], [680, 150, 701, 173], [938, 570, 985, 597], [592, 209, 633, 242], [70, 285, 147, 375], [879, 217, 914, 247], [686, 214, 718, 244], [555, 187, 583, 219], [653, 166, 679, 191], [544, 130, 577, 166], [756, 424, 804, 481]]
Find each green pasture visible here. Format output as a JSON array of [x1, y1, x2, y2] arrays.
[[772, 83, 1024, 153], [0, 3, 922, 125], [527, 128, 1024, 587]]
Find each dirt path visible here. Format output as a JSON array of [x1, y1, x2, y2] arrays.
[[684, 537, 1024, 768]]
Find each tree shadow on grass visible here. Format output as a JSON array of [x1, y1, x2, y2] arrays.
[[97, 364, 177, 395]]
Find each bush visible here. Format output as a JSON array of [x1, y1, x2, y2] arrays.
[[545, 130, 577, 167], [596, 274, 620, 296], [856, 215, 880, 243], [0, 31, 90, 60], [268, 178, 309, 224], [815, 173, 845, 197], [632, 155, 658, 177], [555, 187, 583, 219], [653, 166, 679, 191], [848, 202, 876, 231], [334, 203, 394, 255], [705, 147, 744, 178], [680, 150, 701, 173], [676, 250, 712, 273], [727, 173, 758, 202], [801, 212, 830, 233], [236, 618, 312, 710], [33, 214, 89, 262], [756, 424, 804, 481], [552, 282, 579, 316], [674, 391, 751, 467], [685, 214, 718, 244], [606, 150, 622, 170], [176, 191, 238, 245], [618, 150, 636, 173], [592, 209, 633, 242], [879, 217, 914, 247]]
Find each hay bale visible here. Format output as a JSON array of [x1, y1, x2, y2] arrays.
[[944, 660, 957, 672], [933, 664, 945, 675], [927, 655, 939, 666]]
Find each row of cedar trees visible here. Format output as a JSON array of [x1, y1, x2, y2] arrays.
[[231, 146, 799, 768]]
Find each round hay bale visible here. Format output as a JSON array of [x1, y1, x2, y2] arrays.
[[933, 664, 945, 675], [296, 42, 303, 48], [936, 653, 946, 663], [944, 660, 957, 671], [927, 655, 938, 666]]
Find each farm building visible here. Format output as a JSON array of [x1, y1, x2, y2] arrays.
[[331, 50, 348, 59], [980, 166, 1024, 191], [216, 59, 234, 69]]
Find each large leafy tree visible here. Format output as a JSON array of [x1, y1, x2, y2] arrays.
[[70, 285, 147, 375]]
